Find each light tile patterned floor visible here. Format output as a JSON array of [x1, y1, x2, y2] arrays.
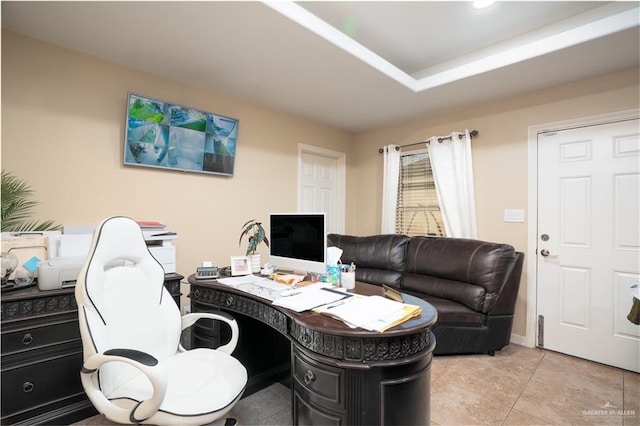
[[430, 345, 639, 426], [74, 345, 639, 425]]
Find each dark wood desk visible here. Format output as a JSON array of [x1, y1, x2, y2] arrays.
[[188, 276, 437, 425]]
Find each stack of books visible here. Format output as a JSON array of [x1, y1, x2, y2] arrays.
[[137, 221, 177, 243]]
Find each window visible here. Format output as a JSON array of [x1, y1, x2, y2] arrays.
[[395, 150, 445, 237]]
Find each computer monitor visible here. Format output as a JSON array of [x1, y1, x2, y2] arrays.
[[269, 213, 326, 274]]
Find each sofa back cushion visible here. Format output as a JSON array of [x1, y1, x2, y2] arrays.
[[404, 236, 519, 313], [327, 234, 409, 287]]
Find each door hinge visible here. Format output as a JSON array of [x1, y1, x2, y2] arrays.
[[537, 315, 544, 348]]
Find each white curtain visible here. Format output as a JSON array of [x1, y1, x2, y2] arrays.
[[381, 144, 400, 234], [427, 130, 478, 239]]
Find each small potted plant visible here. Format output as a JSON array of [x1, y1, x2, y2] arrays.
[[239, 219, 269, 273]]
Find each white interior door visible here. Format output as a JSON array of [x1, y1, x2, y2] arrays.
[[298, 144, 345, 234], [537, 118, 640, 372]]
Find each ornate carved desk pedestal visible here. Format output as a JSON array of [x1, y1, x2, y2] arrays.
[[188, 277, 437, 425]]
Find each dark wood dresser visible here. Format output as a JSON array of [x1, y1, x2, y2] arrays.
[[0, 273, 183, 425]]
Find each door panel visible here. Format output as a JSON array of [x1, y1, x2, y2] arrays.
[[537, 118, 640, 372], [559, 177, 590, 246], [300, 149, 343, 234], [614, 173, 639, 249], [559, 266, 590, 329]]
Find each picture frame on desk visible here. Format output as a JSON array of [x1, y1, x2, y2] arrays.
[[230, 256, 250, 276]]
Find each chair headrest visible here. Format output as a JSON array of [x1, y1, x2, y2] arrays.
[[88, 216, 149, 268]]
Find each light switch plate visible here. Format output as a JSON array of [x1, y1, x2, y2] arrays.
[[504, 209, 525, 223]]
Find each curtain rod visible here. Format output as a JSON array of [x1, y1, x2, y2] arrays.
[[378, 129, 479, 153]]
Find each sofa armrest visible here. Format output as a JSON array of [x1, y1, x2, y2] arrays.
[[328, 233, 409, 287], [487, 252, 525, 316]]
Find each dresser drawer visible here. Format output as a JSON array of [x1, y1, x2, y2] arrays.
[[1, 318, 80, 355], [292, 349, 344, 410], [1, 349, 84, 418]]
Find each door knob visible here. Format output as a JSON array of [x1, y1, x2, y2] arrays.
[[540, 249, 550, 257]]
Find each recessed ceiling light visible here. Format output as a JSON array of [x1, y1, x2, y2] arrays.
[[473, 0, 496, 9]]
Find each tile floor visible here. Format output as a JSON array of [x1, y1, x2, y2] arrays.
[[73, 345, 639, 426], [430, 345, 638, 426]]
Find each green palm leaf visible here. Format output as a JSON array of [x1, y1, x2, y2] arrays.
[[1, 170, 61, 232]]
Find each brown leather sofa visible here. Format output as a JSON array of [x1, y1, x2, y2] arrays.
[[327, 234, 525, 356]]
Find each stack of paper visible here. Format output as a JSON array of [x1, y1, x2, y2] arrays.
[[136, 221, 178, 242], [217, 274, 267, 287], [216, 275, 289, 301], [272, 285, 350, 312], [314, 295, 421, 332]]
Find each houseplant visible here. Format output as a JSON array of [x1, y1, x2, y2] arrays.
[[239, 219, 269, 273], [1, 170, 61, 284], [1, 170, 61, 232]]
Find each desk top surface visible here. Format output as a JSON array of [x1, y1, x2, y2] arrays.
[[188, 275, 437, 338]]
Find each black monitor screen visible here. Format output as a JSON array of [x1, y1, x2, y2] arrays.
[[269, 214, 325, 262]]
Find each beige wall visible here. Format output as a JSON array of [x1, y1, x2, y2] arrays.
[[354, 68, 640, 336], [1, 31, 356, 307], [3, 31, 639, 340]]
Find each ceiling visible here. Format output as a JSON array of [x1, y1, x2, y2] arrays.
[[2, 1, 639, 133]]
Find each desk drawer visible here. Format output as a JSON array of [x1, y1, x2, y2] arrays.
[[293, 388, 343, 426], [292, 349, 344, 410], [1, 318, 80, 355], [1, 349, 84, 418]]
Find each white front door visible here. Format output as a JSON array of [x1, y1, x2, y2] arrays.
[[537, 118, 640, 372], [298, 144, 345, 234]]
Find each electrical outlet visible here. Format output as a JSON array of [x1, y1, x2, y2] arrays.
[[504, 209, 525, 223]]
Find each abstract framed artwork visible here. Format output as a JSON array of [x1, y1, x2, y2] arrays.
[[124, 93, 239, 176]]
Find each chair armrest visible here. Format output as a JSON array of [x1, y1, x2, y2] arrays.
[[81, 349, 167, 423], [181, 311, 240, 354]]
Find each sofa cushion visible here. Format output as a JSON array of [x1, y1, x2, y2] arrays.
[[421, 296, 486, 326], [327, 234, 409, 287], [405, 236, 518, 314], [403, 273, 486, 313]]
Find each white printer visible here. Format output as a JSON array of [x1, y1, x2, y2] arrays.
[[35, 231, 91, 291], [37, 257, 84, 290], [34, 224, 178, 291], [37, 257, 131, 290]]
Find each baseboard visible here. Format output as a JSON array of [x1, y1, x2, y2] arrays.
[[510, 333, 527, 347]]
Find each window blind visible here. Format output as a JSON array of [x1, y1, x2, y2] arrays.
[[395, 151, 445, 237]]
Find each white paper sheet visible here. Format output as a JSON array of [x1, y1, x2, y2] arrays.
[[319, 295, 415, 332], [271, 286, 350, 312]]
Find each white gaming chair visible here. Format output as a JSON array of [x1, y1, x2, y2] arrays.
[[75, 216, 247, 425]]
